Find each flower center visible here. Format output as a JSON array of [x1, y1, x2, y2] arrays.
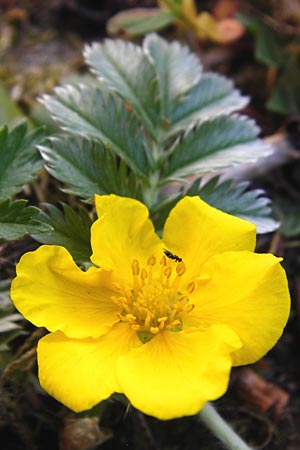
[[113, 254, 195, 343]]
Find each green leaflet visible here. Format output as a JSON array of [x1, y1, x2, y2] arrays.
[[41, 85, 153, 177], [154, 177, 278, 234], [0, 199, 51, 241], [84, 39, 159, 139], [0, 122, 44, 201], [31, 204, 93, 263], [164, 115, 271, 179], [39, 136, 142, 201]]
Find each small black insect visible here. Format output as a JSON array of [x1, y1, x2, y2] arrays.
[[163, 249, 182, 263]]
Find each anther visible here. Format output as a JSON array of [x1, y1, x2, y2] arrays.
[[157, 316, 168, 323], [147, 255, 156, 266], [141, 268, 148, 280], [185, 304, 194, 313], [150, 326, 159, 334], [132, 259, 140, 275], [126, 313, 137, 323], [187, 281, 196, 293], [160, 255, 167, 266], [176, 262, 186, 276], [164, 267, 172, 278]]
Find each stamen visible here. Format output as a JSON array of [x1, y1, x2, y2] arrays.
[[117, 255, 195, 342], [147, 255, 156, 266], [187, 281, 196, 293], [150, 326, 159, 334], [132, 259, 140, 275], [131, 259, 141, 293], [126, 313, 137, 323], [176, 261, 186, 276], [147, 255, 156, 282]]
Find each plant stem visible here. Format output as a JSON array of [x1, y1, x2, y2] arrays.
[[197, 402, 253, 450]]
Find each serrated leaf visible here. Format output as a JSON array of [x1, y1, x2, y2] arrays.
[[189, 176, 278, 233], [154, 177, 278, 233], [164, 115, 271, 179], [143, 33, 202, 120], [31, 204, 92, 262], [168, 73, 249, 136], [39, 136, 142, 201], [41, 85, 152, 177], [84, 39, 159, 138], [0, 199, 51, 241], [107, 8, 174, 37], [0, 313, 23, 333], [0, 122, 44, 200], [273, 197, 300, 237]]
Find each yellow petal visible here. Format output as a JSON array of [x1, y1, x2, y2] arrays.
[[38, 323, 141, 412], [116, 324, 241, 420], [163, 196, 256, 281], [11, 245, 119, 339], [91, 195, 162, 285], [185, 251, 290, 365]]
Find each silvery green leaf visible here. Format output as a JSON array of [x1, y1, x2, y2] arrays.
[[164, 115, 271, 179], [41, 84, 153, 177], [84, 39, 159, 138], [143, 33, 202, 119], [39, 136, 142, 201], [191, 176, 279, 234], [168, 73, 249, 136], [155, 176, 278, 234]]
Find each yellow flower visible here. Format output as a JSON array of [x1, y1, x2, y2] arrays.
[[11, 195, 290, 420]]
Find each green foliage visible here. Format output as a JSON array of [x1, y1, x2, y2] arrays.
[[143, 33, 202, 121], [0, 199, 51, 241], [84, 40, 159, 138], [0, 81, 24, 126], [40, 33, 274, 232], [191, 177, 278, 234], [168, 73, 248, 136], [164, 115, 270, 179], [0, 279, 26, 356], [274, 197, 300, 238], [0, 122, 44, 201], [39, 137, 142, 201], [42, 85, 153, 177], [239, 13, 300, 116], [154, 177, 278, 234], [237, 13, 282, 67], [32, 204, 93, 262], [107, 8, 174, 37]]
